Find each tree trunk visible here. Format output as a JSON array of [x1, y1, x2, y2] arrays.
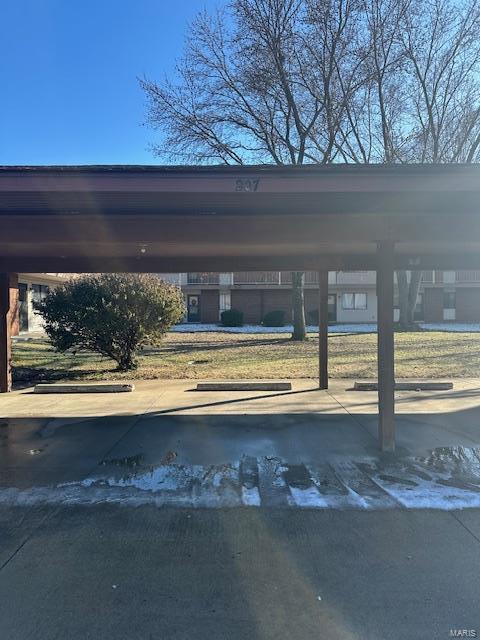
[[117, 352, 137, 371], [291, 271, 306, 341], [396, 270, 409, 328], [408, 270, 423, 324], [396, 269, 423, 329]]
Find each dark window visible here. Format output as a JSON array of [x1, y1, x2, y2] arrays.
[[31, 284, 49, 303], [443, 290, 456, 309], [18, 282, 27, 302], [18, 283, 28, 331]]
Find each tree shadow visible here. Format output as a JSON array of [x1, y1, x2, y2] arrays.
[[12, 366, 114, 390]]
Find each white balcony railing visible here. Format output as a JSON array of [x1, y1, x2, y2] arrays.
[[333, 271, 376, 285], [233, 272, 281, 285], [456, 271, 480, 283], [187, 273, 220, 285]]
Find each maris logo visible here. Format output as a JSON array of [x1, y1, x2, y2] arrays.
[[449, 631, 477, 638]]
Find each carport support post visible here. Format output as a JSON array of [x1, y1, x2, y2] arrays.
[[318, 270, 328, 389], [377, 243, 395, 452], [0, 273, 12, 393]]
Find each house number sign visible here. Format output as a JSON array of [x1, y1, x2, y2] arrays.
[[235, 178, 260, 192]]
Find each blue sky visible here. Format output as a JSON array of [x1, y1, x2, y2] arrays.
[[0, 0, 220, 165]]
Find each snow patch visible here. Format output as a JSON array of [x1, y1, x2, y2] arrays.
[[171, 322, 480, 334], [241, 486, 261, 506], [171, 323, 377, 334], [2, 449, 480, 510]]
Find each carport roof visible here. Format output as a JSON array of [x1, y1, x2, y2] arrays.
[[0, 163, 480, 272]]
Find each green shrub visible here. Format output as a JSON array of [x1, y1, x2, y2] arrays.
[[221, 308, 244, 327], [34, 273, 185, 371], [262, 310, 286, 327], [307, 309, 319, 325]]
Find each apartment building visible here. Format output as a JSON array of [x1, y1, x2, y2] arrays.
[[14, 273, 71, 334], [13, 270, 480, 333], [158, 271, 480, 324]]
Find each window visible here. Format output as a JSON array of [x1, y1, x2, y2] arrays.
[[219, 292, 231, 318], [31, 284, 49, 303], [443, 290, 456, 309], [342, 292, 367, 310]]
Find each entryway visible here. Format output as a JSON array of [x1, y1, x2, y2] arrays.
[[187, 294, 201, 322]]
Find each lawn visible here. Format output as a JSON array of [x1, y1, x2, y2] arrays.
[[11, 330, 480, 385]]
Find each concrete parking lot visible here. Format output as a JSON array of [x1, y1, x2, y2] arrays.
[[1, 380, 480, 638]]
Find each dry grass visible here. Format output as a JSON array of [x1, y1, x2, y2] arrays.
[[11, 330, 480, 385]]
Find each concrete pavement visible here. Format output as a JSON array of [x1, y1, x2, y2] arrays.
[[1, 380, 480, 638], [2, 380, 480, 490], [0, 505, 479, 640]]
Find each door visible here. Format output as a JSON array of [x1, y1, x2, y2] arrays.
[[328, 294, 337, 322], [187, 294, 201, 322]]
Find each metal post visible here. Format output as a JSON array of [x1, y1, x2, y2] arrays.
[[318, 270, 328, 389], [0, 273, 12, 393], [377, 243, 395, 451]]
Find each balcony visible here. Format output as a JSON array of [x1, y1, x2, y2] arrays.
[[456, 270, 480, 283], [421, 270, 444, 283], [280, 271, 319, 285], [187, 273, 220, 285], [333, 271, 376, 285], [234, 271, 320, 285], [156, 273, 181, 285], [233, 272, 281, 285]]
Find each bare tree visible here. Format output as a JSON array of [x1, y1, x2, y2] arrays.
[[141, 0, 363, 340], [141, 0, 480, 333], [343, 0, 480, 327], [394, 0, 480, 326]]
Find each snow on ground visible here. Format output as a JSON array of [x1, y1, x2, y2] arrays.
[[421, 323, 480, 332], [171, 323, 376, 334], [16, 323, 480, 342], [2, 449, 480, 510], [171, 322, 480, 333]]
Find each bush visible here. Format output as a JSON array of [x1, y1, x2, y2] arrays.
[[221, 308, 244, 327], [307, 309, 318, 325], [262, 309, 286, 327], [35, 273, 185, 371]]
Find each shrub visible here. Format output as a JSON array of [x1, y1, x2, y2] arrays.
[[307, 309, 319, 325], [262, 309, 285, 327], [34, 273, 185, 371], [221, 308, 244, 327]]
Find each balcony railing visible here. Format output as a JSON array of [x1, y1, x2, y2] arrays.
[[182, 270, 466, 287], [233, 272, 280, 285], [333, 271, 376, 285], [280, 271, 319, 285], [456, 270, 480, 283], [156, 273, 181, 285], [187, 273, 220, 285]]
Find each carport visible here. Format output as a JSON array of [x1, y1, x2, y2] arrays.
[[1, 164, 480, 452]]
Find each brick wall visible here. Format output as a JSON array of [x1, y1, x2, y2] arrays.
[[8, 274, 19, 336], [200, 289, 220, 323], [456, 288, 480, 322], [304, 290, 319, 322], [231, 290, 263, 323], [230, 288, 318, 324], [423, 288, 443, 322], [263, 290, 292, 321]]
